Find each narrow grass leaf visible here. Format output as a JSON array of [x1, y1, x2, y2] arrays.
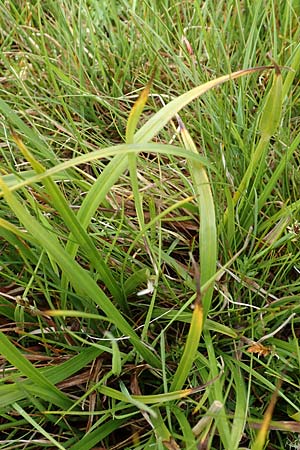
[[126, 70, 155, 143], [257, 132, 300, 211], [149, 407, 175, 447], [228, 363, 248, 449], [68, 418, 127, 450], [119, 382, 157, 417], [173, 406, 197, 449], [106, 331, 122, 376], [0, 98, 57, 163], [282, 43, 300, 99], [123, 268, 150, 296], [152, 308, 238, 338], [126, 78, 160, 334], [1, 169, 69, 188], [171, 300, 203, 392], [0, 343, 106, 411], [0, 332, 73, 409], [204, 330, 231, 447], [98, 383, 207, 405], [179, 120, 216, 317], [13, 402, 66, 450], [170, 121, 213, 391], [259, 65, 283, 140]]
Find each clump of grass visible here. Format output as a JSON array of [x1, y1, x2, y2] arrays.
[[0, 1, 299, 449]]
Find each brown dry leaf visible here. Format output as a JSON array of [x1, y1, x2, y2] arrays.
[[247, 342, 272, 357], [162, 437, 181, 450]]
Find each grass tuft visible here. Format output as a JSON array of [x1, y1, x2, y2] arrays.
[[0, 1, 299, 449]]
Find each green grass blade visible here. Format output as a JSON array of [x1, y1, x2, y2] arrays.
[[126, 72, 154, 143], [98, 384, 205, 405], [0, 332, 73, 410], [0, 97, 57, 163], [68, 418, 127, 450], [258, 66, 283, 140], [228, 363, 248, 449], [12, 403, 66, 450]]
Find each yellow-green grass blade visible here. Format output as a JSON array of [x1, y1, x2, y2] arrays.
[[126, 79, 191, 338], [257, 131, 300, 211], [108, 332, 122, 376], [169, 121, 214, 391], [0, 178, 161, 368], [170, 296, 203, 393], [42, 345, 103, 384], [98, 383, 207, 405], [224, 67, 283, 223], [204, 330, 231, 447], [61, 152, 131, 312], [45, 309, 109, 321], [251, 385, 280, 450], [179, 121, 216, 318], [126, 75, 155, 244], [134, 66, 275, 144], [0, 217, 31, 240], [150, 407, 179, 449], [259, 65, 283, 140], [123, 268, 150, 296], [173, 405, 197, 449], [119, 382, 157, 417], [1, 169, 70, 188], [152, 308, 237, 338], [282, 43, 300, 99], [126, 71, 155, 144]]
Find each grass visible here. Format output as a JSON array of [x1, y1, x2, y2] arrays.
[[0, 0, 299, 449]]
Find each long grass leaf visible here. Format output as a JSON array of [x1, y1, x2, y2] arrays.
[[169, 121, 213, 391], [134, 66, 275, 144], [0, 144, 211, 195], [12, 132, 124, 307], [13, 403, 66, 450]]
